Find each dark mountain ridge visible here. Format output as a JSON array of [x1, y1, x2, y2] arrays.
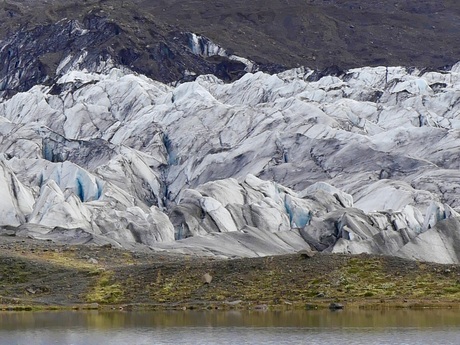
[[0, 0, 459, 96]]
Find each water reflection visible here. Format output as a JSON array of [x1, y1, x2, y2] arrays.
[[2, 309, 460, 329], [1, 309, 460, 345]]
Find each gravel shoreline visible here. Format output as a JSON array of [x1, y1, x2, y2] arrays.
[[1, 236, 460, 311]]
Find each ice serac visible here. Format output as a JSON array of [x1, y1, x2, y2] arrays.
[[28, 179, 92, 229], [0, 158, 34, 226], [1, 59, 460, 261], [396, 218, 460, 264]]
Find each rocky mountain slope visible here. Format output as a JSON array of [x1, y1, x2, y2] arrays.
[[1, 0, 459, 96], [0, 0, 460, 263]]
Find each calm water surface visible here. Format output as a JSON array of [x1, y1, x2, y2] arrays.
[[1, 309, 460, 344]]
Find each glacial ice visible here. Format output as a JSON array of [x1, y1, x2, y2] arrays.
[[0, 61, 460, 262], [0, 159, 34, 226], [187, 33, 256, 73]]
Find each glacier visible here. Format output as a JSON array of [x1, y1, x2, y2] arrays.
[[1, 61, 460, 262]]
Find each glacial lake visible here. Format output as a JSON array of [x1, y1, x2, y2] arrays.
[[1, 309, 460, 344]]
